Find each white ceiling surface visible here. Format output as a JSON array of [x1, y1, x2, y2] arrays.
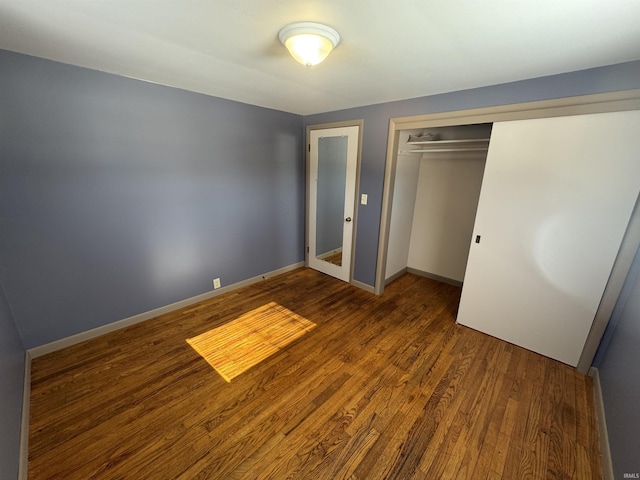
[[1, 1, 639, 116]]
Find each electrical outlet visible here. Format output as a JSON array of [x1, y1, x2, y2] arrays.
[[213, 278, 221, 289]]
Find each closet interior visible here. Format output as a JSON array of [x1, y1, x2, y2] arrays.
[[385, 123, 492, 286]]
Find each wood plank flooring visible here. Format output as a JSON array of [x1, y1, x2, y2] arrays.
[[28, 268, 602, 479]]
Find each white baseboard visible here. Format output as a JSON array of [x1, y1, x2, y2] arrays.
[[19, 351, 31, 480], [28, 262, 304, 358], [406, 267, 463, 287], [385, 267, 408, 286], [589, 367, 614, 480], [351, 279, 375, 294]]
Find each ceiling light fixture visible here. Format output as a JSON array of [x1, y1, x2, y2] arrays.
[[278, 22, 340, 67]]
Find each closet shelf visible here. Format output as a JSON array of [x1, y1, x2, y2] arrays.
[[404, 137, 491, 155], [408, 147, 489, 153], [407, 138, 490, 145]]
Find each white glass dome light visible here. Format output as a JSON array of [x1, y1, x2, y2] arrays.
[[278, 22, 340, 67]]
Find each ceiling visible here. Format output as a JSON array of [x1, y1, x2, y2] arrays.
[[1, 1, 639, 116]]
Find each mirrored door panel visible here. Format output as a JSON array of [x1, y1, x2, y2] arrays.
[[316, 135, 348, 267]]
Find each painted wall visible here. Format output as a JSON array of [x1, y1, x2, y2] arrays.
[[407, 152, 486, 282], [0, 48, 638, 480], [594, 247, 640, 478], [0, 50, 304, 348], [0, 281, 24, 480], [304, 60, 640, 287]]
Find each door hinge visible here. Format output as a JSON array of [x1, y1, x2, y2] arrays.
[[308, 144, 311, 152], [307, 246, 309, 253]]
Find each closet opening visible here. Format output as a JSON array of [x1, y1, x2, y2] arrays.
[[375, 91, 640, 373], [384, 123, 492, 288]]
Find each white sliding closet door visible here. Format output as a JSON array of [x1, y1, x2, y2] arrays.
[[457, 110, 640, 366]]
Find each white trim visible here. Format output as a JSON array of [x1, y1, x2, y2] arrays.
[[577, 194, 640, 374], [385, 267, 408, 286], [406, 267, 463, 287], [28, 262, 304, 358], [589, 367, 614, 480], [387, 89, 640, 129], [385, 266, 465, 288], [19, 351, 31, 480], [351, 279, 375, 294]]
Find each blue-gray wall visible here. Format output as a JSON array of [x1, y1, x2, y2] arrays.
[[0, 50, 304, 349], [2, 47, 640, 479], [594, 247, 640, 478], [0, 281, 24, 480], [304, 60, 640, 286]]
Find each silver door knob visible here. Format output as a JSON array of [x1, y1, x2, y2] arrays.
[[345, 217, 352, 222]]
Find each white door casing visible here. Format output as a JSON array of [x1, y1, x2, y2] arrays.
[[457, 110, 640, 366]]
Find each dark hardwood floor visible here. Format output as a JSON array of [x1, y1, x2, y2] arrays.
[[28, 268, 602, 479]]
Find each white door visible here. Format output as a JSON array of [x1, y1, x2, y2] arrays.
[[457, 110, 640, 366], [308, 125, 359, 282]]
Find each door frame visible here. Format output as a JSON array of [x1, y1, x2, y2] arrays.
[[377, 89, 640, 374], [306, 119, 364, 285]]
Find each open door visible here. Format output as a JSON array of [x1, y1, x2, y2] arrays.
[[307, 124, 360, 282]]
